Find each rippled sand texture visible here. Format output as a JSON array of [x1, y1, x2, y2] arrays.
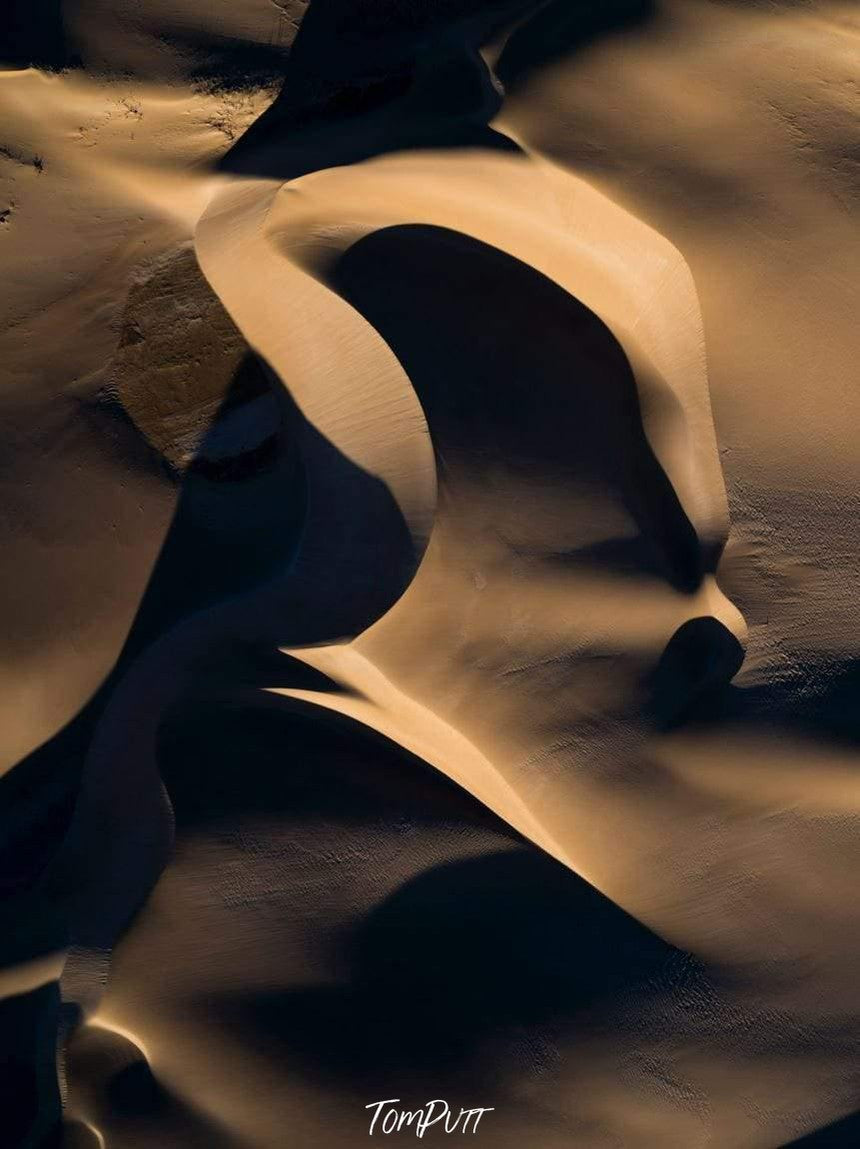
[[2, 2, 859, 1147]]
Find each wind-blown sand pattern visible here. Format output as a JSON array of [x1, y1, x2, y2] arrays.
[[2, 2, 859, 1147]]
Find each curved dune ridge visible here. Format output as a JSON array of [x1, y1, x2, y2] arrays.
[[194, 147, 745, 890], [1, 2, 859, 1147]]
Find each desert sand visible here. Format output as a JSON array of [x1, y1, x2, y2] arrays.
[[2, 2, 859, 1146]]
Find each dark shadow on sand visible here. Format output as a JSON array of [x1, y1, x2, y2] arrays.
[[495, 0, 656, 91], [4, 0, 68, 70], [204, 845, 706, 1088], [329, 223, 706, 595], [778, 1109, 860, 1149]]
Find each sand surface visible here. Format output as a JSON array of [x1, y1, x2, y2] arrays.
[[2, 2, 859, 1146]]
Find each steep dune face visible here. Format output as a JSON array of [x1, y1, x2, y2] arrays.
[[2, 2, 859, 1147]]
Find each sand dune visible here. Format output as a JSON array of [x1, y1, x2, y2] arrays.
[[2, 2, 859, 1147]]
